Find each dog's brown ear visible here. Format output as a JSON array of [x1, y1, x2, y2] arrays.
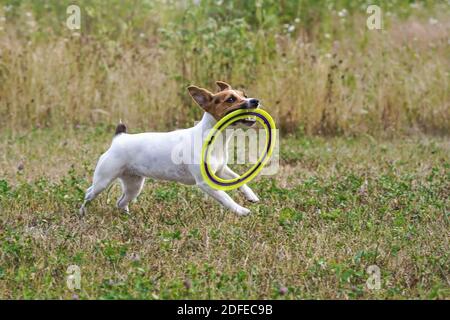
[[187, 86, 213, 109], [216, 81, 231, 92]]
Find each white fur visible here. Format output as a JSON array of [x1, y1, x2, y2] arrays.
[[79, 112, 259, 216]]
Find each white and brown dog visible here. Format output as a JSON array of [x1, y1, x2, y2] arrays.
[[80, 81, 260, 216]]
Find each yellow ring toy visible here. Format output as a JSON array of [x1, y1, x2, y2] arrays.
[[200, 108, 276, 191]]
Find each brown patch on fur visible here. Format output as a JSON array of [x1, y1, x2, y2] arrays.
[[187, 81, 248, 121]]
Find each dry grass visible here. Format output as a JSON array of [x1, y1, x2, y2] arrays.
[[0, 3, 449, 135]]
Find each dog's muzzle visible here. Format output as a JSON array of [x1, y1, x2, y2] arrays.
[[233, 99, 260, 127]]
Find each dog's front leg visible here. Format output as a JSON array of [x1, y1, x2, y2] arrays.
[[197, 182, 250, 216], [218, 166, 260, 203]]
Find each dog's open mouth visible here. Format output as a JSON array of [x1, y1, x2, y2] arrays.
[[236, 117, 257, 126], [225, 105, 258, 127]]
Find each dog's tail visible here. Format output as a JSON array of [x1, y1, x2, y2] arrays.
[[114, 120, 127, 136]]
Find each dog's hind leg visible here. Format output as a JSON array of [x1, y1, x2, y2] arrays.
[[116, 174, 145, 213], [79, 153, 122, 215]]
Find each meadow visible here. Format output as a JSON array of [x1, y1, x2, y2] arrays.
[[0, 0, 449, 299], [0, 128, 448, 299]]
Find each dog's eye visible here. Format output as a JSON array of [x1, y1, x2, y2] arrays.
[[226, 96, 236, 103]]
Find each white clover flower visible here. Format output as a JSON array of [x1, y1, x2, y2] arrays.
[[338, 9, 347, 17], [287, 25, 295, 33], [428, 18, 438, 25]]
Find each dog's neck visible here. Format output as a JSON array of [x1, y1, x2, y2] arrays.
[[197, 112, 217, 131], [195, 112, 234, 147]]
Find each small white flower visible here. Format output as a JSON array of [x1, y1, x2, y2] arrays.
[[139, 32, 145, 38], [338, 9, 347, 17], [25, 11, 32, 17], [287, 25, 295, 33], [428, 18, 438, 25], [27, 20, 36, 27], [324, 33, 331, 39], [294, 18, 300, 24]]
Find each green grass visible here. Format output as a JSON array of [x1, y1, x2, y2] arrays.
[[0, 128, 448, 299]]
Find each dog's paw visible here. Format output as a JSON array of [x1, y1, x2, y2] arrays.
[[245, 193, 260, 203], [118, 206, 130, 215], [234, 205, 251, 216], [79, 205, 87, 216]]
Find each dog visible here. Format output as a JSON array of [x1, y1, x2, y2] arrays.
[[79, 81, 260, 216]]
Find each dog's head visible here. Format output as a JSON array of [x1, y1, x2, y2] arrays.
[[188, 81, 259, 127]]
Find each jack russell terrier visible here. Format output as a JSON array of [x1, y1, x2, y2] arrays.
[[80, 81, 260, 216]]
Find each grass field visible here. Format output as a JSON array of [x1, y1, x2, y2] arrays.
[[0, 128, 448, 299], [0, 0, 449, 299]]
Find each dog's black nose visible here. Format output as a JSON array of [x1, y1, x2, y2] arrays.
[[249, 99, 259, 107]]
